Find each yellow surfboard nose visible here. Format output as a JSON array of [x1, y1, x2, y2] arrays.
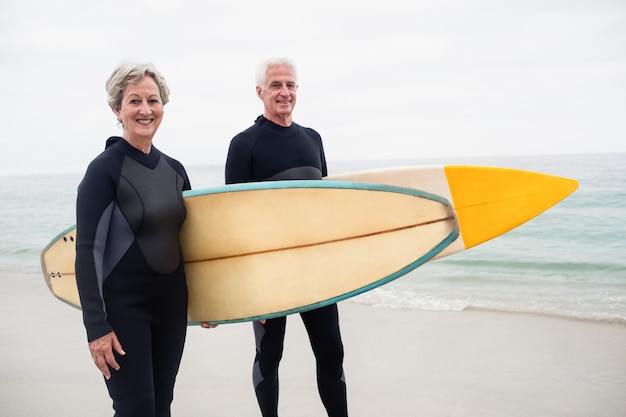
[[444, 166, 579, 249]]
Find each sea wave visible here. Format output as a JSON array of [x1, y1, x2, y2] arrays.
[[441, 257, 623, 274], [349, 283, 626, 325]]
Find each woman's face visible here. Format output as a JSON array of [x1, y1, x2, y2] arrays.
[[115, 76, 163, 144]]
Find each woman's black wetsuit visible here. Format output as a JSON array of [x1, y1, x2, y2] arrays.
[[75, 137, 190, 417], [225, 116, 348, 417]]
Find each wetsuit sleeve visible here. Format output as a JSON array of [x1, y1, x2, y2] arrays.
[[319, 135, 328, 177], [75, 159, 117, 342], [225, 139, 253, 184]]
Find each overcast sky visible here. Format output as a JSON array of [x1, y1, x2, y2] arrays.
[[1, 0, 624, 176]]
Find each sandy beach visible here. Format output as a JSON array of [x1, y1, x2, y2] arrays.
[[2, 276, 625, 417]]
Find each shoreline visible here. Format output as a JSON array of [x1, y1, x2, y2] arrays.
[[2, 277, 626, 416]]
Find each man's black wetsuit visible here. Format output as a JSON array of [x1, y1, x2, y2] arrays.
[[225, 116, 348, 417], [75, 137, 190, 417]]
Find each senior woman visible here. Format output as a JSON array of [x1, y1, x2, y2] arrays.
[[75, 62, 190, 417]]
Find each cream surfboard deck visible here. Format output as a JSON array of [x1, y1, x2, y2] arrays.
[[327, 165, 578, 259], [41, 180, 458, 324]]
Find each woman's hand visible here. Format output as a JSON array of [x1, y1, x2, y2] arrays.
[[88, 331, 125, 380]]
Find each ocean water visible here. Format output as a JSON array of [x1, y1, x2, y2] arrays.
[[1, 153, 624, 324]]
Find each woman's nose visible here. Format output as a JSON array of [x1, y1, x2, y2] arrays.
[[138, 100, 152, 114]]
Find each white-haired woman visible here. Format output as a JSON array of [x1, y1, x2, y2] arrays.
[[75, 62, 190, 417]]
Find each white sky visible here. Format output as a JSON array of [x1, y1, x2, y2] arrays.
[[1, 0, 625, 175]]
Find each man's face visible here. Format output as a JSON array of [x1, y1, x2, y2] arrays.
[[257, 64, 298, 124]]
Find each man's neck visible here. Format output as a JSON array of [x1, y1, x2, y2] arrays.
[[265, 113, 292, 127]]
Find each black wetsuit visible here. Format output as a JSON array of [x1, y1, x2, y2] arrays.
[[75, 137, 190, 417], [225, 116, 348, 417]]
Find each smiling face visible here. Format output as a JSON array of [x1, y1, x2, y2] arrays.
[[114, 75, 163, 149], [257, 64, 298, 126]]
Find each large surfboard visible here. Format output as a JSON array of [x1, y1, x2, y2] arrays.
[[41, 180, 458, 324], [327, 165, 578, 259]]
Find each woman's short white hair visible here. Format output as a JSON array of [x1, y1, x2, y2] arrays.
[[105, 62, 170, 112]]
